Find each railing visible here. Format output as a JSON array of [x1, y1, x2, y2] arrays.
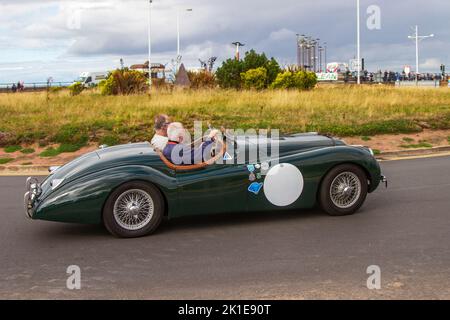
[[0, 82, 73, 92]]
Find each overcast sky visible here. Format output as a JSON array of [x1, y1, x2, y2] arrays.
[[0, 0, 448, 83]]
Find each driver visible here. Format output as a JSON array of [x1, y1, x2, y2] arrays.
[[163, 122, 220, 165]]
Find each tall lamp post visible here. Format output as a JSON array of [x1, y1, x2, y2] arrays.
[[356, 0, 361, 84], [147, 0, 153, 88], [177, 8, 193, 59], [232, 42, 245, 60], [408, 25, 434, 84]]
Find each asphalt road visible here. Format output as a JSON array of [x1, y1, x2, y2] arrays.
[[0, 156, 449, 299]]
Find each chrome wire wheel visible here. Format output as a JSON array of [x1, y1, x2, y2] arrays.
[[113, 189, 154, 231], [329, 172, 362, 209]]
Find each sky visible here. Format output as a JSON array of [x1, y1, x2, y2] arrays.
[[0, 0, 448, 83]]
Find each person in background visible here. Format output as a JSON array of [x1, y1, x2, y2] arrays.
[[151, 114, 171, 151]]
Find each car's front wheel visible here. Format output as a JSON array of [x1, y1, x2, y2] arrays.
[[103, 181, 164, 238], [319, 164, 368, 216]]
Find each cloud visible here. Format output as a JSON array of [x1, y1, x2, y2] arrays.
[[0, 0, 449, 82]]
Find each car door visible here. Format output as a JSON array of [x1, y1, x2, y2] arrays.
[[174, 157, 249, 218]]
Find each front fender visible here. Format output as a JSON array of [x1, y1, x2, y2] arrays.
[[33, 165, 177, 224]]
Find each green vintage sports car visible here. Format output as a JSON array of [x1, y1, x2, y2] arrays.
[[24, 132, 387, 238]]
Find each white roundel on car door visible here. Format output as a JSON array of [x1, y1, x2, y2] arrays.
[[263, 163, 304, 206]]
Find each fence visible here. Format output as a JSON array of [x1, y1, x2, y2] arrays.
[[0, 82, 73, 92]]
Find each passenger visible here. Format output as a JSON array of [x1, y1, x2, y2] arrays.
[[163, 122, 219, 165], [151, 114, 171, 151]]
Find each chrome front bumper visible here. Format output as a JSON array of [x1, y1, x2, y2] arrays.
[[24, 177, 41, 219]]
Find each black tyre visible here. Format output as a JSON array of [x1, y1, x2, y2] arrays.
[[319, 164, 368, 216], [103, 181, 164, 238]]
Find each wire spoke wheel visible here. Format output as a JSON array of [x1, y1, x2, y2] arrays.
[[329, 172, 362, 209], [113, 189, 154, 231]]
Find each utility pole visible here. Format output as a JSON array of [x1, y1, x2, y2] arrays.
[[177, 8, 193, 59], [232, 42, 245, 60], [356, 0, 361, 84], [147, 0, 153, 88], [408, 25, 434, 84]]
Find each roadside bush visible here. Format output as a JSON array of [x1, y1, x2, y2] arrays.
[[240, 67, 268, 90], [216, 49, 281, 89], [271, 71, 317, 90], [188, 71, 216, 89], [99, 69, 148, 95], [68, 82, 84, 96]]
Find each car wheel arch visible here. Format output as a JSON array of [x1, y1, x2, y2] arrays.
[[101, 179, 169, 223], [316, 162, 371, 201]]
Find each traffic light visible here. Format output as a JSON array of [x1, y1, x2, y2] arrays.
[[441, 64, 445, 76]]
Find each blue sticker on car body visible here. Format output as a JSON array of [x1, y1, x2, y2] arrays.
[[248, 182, 263, 195]]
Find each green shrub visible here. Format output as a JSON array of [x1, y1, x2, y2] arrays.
[[4, 145, 22, 153], [100, 69, 148, 95], [21, 148, 35, 154], [40, 143, 85, 157], [216, 49, 280, 89], [58, 143, 84, 153], [270, 71, 296, 89], [241, 67, 268, 90], [68, 82, 84, 96], [0, 158, 14, 164], [400, 141, 433, 149], [215, 59, 244, 89], [99, 78, 115, 96], [40, 147, 61, 157], [271, 71, 317, 90], [100, 135, 121, 146], [53, 124, 88, 146]]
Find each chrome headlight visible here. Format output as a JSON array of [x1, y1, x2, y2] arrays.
[[51, 179, 65, 190]]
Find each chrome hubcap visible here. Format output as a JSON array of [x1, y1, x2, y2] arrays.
[[113, 189, 154, 231], [330, 172, 362, 209]]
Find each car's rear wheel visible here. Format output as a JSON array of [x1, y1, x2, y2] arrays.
[[319, 164, 368, 216], [103, 181, 164, 238]]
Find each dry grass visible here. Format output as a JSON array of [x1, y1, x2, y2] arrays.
[[0, 86, 449, 146]]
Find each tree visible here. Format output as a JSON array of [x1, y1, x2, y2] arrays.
[[215, 49, 281, 89], [241, 67, 268, 90], [215, 58, 244, 89]]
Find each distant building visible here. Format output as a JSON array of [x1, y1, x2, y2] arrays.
[[130, 61, 166, 79]]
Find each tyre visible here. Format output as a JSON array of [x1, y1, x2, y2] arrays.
[[319, 164, 368, 216], [103, 181, 164, 238]]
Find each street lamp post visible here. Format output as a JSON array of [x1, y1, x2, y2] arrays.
[[176, 8, 193, 70], [408, 25, 434, 84], [356, 0, 361, 84], [147, 0, 153, 88]]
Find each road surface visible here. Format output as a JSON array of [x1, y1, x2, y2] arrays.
[[0, 156, 449, 299]]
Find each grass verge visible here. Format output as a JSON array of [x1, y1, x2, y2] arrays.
[[0, 87, 449, 147]]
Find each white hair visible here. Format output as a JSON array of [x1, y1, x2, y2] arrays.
[[167, 122, 190, 144]]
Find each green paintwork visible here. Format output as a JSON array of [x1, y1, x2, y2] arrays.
[[31, 134, 382, 224]]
